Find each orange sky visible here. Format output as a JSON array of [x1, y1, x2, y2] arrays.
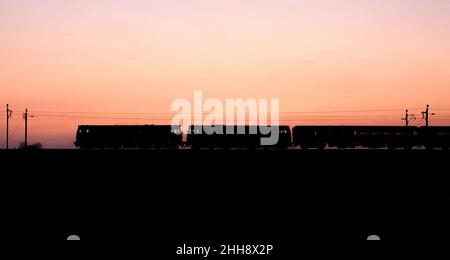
[[1, 0, 450, 148]]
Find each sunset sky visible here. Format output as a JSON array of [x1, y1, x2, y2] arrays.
[[1, 0, 450, 148]]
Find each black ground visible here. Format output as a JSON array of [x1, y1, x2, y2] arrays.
[[1, 149, 449, 250]]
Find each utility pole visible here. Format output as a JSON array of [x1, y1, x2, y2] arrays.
[[402, 109, 416, 127], [402, 109, 409, 127], [23, 109, 28, 149], [421, 104, 435, 127], [422, 105, 429, 127], [6, 104, 12, 150]]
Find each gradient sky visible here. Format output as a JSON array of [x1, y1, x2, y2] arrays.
[[1, 0, 450, 148]]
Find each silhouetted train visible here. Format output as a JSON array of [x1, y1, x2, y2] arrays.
[[75, 125, 450, 150]]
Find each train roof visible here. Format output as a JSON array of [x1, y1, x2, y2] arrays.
[[292, 125, 415, 128], [188, 125, 289, 127], [78, 125, 176, 127]]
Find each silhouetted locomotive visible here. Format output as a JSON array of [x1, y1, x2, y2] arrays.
[[75, 125, 450, 149], [74, 125, 182, 149]]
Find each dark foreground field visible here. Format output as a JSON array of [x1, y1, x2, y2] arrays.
[[1, 149, 449, 248]]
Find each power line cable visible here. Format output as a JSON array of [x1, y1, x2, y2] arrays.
[[30, 113, 405, 120], [29, 109, 423, 115], [9, 120, 23, 141]]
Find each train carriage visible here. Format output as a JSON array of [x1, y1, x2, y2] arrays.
[[293, 126, 418, 149], [350, 126, 417, 149], [419, 127, 450, 149], [187, 125, 291, 149], [74, 125, 182, 149]]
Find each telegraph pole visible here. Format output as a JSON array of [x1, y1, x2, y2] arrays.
[[402, 109, 409, 127], [6, 104, 12, 150], [423, 105, 429, 127], [23, 109, 28, 149], [421, 104, 435, 127]]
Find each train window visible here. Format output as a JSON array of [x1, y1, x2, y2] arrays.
[[171, 129, 181, 134]]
